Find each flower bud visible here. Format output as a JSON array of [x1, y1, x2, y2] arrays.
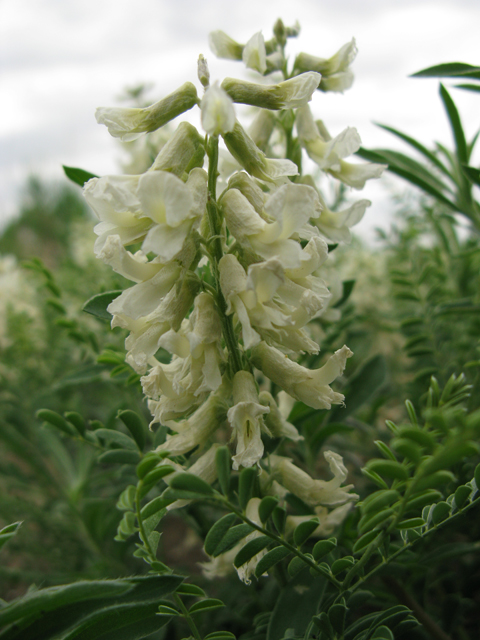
[[96, 82, 199, 141], [201, 82, 236, 136], [197, 54, 210, 88], [221, 72, 320, 110]]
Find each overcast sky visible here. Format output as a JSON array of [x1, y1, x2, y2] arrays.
[[1, 0, 479, 239]]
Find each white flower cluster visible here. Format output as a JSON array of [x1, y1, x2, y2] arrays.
[[84, 20, 384, 582]]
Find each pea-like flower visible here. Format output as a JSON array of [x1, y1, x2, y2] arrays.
[[96, 82, 199, 141], [200, 82, 236, 136], [251, 341, 353, 410], [228, 371, 270, 470], [268, 451, 358, 507]]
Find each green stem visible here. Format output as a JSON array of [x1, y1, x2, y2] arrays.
[[205, 135, 243, 374], [173, 593, 203, 640], [225, 501, 342, 589]]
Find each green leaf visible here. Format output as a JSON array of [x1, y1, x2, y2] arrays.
[[141, 465, 176, 492], [373, 440, 397, 461], [189, 599, 225, 614], [310, 423, 354, 453], [157, 604, 180, 616], [462, 164, 480, 186], [137, 453, 163, 479], [0, 521, 22, 551], [36, 409, 77, 436], [63, 165, 98, 187], [328, 599, 348, 635], [83, 291, 123, 320], [117, 485, 136, 512], [353, 530, 382, 554], [175, 584, 206, 597], [361, 490, 400, 516], [95, 428, 139, 451], [357, 147, 458, 211], [358, 508, 395, 535], [234, 536, 272, 568], [371, 625, 394, 640], [287, 555, 310, 577], [455, 83, 480, 93], [312, 537, 336, 561], [238, 466, 258, 511], [454, 485, 472, 509], [416, 470, 455, 491], [64, 412, 86, 436], [375, 123, 450, 176], [439, 83, 468, 164], [258, 496, 279, 523], [410, 62, 480, 80], [431, 501, 451, 525], [333, 279, 355, 308], [117, 410, 147, 451], [396, 517, 425, 530], [215, 446, 231, 496], [0, 580, 133, 628], [330, 557, 354, 576], [272, 505, 287, 535], [169, 472, 214, 496], [98, 449, 141, 465], [366, 459, 408, 481], [254, 546, 291, 578], [361, 468, 389, 490], [212, 524, 254, 557], [328, 355, 387, 423], [293, 518, 320, 547], [141, 497, 172, 519], [205, 633, 236, 640], [204, 513, 237, 556]]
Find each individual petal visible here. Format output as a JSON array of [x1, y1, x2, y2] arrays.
[[221, 72, 320, 110], [296, 105, 361, 170], [259, 391, 303, 441], [97, 235, 163, 283], [95, 82, 199, 141], [209, 30, 244, 60], [201, 82, 236, 136], [242, 32, 267, 74], [138, 171, 194, 227], [328, 160, 387, 190], [150, 122, 205, 176]]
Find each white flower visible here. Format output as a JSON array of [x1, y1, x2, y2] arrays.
[[138, 169, 207, 262], [285, 503, 354, 538], [228, 371, 270, 469], [95, 82, 199, 141], [156, 394, 228, 455], [150, 121, 205, 176], [294, 39, 357, 93], [314, 195, 371, 243], [296, 105, 361, 170], [269, 451, 358, 507], [221, 184, 321, 269], [201, 82, 236, 136], [209, 30, 244, 60], [328, 160, 387, 190], [259, 391, 303, 442], [251, 342, 353, 410], [242, 32, 267, 74], [221, 72, 321, 110], [223, 122, 298, 183]]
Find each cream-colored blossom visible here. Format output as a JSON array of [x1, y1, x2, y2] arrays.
[[259, 391, 303, 442], [296, 105, 361, 170], [269, 451, 358, 507], [209, 30, 244, 60], [294, 39, 357, 93], [96, 82, 198, 141], [228, 371, 270, 469], [167, 444, 221, 510], [156, 394, 228, 455], [201, 82, 236, 136], [242, 32, 267, 74], [251, 342, 352, 410]]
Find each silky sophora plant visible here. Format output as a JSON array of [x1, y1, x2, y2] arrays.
[[83, 19, 386, 582]]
